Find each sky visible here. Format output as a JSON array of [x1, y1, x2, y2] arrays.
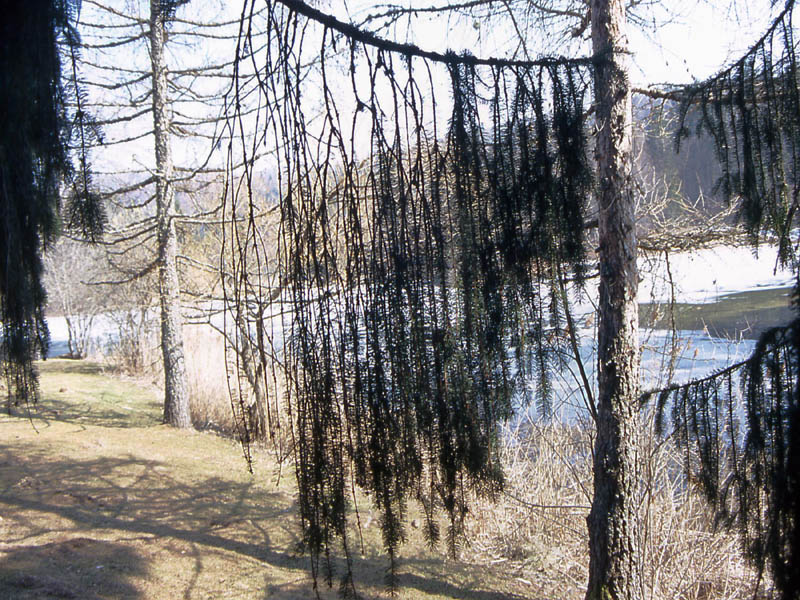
[[78, 0, 791, 174], [337, 0, 786, 85], [626, 0, 784, 85]]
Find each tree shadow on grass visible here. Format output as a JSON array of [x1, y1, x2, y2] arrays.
[[0, 538, 146, 599], [37, 359, 108, 377], [0, 445, 527, 599], [11, 395, 161, 430]]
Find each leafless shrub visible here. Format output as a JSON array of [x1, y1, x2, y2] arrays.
[[102, 303, 159, 376], [43, 239, 106, 359]]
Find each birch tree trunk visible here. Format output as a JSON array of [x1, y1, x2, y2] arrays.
[[586, 0, 641, 598], [150, 0, 191, 428]]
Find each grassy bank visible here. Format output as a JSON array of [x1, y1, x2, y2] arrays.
[[640, 286, 794, 340], [0, 360, 530, 599]]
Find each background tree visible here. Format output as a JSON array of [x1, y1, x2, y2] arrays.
[[43, 238, 105, 359], [71, 0, 268, 427]]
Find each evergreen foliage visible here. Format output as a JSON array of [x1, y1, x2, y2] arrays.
[[645, 4, 800, 596], [155, 0, 191, 20], [0, 0, 102, 404], [643, 312, 800, 599], [230, 0, 800, 596], [678, 0, 800, 265], [229, 2, 592, 592]]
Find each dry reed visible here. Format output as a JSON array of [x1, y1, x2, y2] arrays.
[[183, 325, 235, 433], [463, 413, 764, 600]]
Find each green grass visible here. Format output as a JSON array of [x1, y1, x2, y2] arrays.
[[640, 285, 795, 339], [32, 360, 162, 429], [0, 359, 529, 599]]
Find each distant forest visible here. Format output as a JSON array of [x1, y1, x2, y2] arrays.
[[635, 99, 722, 211]]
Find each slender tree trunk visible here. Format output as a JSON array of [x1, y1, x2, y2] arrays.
[[240, 334, 268, 441], [586, 1, 640, 599], [150, 1, 191, 428]]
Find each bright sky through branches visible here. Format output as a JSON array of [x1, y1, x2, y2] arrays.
[[339, 0, 786, 85], [626, 0, 786, 86], [79, 0, 790, 174]]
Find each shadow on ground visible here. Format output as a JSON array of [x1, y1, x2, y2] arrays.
[[1, 441, 527, 599], [0, 538, 146, 599], [5, 359, 161, 430], [37, 359, 108, 376]]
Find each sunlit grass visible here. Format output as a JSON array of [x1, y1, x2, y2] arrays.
[[0, 359, 530, 599]]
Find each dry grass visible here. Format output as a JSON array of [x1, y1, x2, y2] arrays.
[[0, 359, 533, 600], [183, 325, 236, 434], [463, 415, 763, 600], [183, 326, 292, 455]]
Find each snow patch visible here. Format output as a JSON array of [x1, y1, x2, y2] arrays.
[[640, 244, 794, 304]]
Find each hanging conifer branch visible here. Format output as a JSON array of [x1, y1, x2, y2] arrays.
[[643, 5, 800, 597], [226, 0, 595, 593], [677, 0, 800, 265], [274, 0, 596, 69], [643, 311, 800, 598], [63, 18, 106, 243], [1, 0, 103, 407]]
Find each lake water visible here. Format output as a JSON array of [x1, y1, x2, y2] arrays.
[[524, 284, 796, 420], [44, 244, 797, 421], [641, 286, 795, 340]]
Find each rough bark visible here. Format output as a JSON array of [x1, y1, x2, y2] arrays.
[[239, 330, 268, 441], [150, 0, 191, 429], [586, 1, 641, 599]]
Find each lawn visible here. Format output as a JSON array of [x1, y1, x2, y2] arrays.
[[0, 360, 530, 599]]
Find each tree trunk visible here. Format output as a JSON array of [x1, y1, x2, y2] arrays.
[[150, 1, 191, 429], [242, 341, 268, 441], [586, 1, 640, 599]]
